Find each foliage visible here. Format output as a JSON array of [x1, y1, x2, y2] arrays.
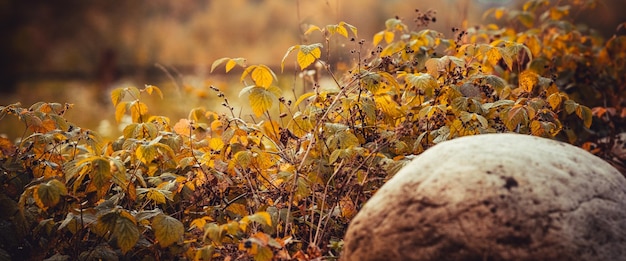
[[1, 1, 624, 260]]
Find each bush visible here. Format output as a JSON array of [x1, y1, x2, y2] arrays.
[[1, 0, 624, 260]]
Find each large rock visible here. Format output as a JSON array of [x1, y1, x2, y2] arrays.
[[342, 133, 626, 261]]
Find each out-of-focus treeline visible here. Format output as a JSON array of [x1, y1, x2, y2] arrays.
[[0, 0, 623, 94]]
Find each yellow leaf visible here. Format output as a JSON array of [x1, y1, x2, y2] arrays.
[[224, 58, 247, 72], [281, 45, 298, 72], [374, 95, 401, 118], [405, 73, 438, 97], [486, 47, 502, 66], [145, 85, 163, 99], [288, 112, 313, 137], [304, 25, 321, 35], [225, 59, 237, 72], [234, 150, 253, 168], [194, 245, 215, 261], [373, 31, 385, 46], [549, 6, 569, 20], [339, 21, 358, 37], [333, 24, 348, 38], [242, 65, 276, 88], [524, 35, 541, 57], [249, 87, 277, 117], [518, 70, 538, 93], [240, 211, 272, 231], [384, 31, 394, 44], [136, 144, 158, 165], [293, 92, 316, 108], [296, 44, 322, 70], [495, 8, 505, 19], [115, 102, 128, 122], [530, 120, 546, 137], [547, 93, 562, 110], [190, 216, 213, 231], [130, 101, 149, 123], [211, 57, 230, 73], [254, 245, 274, 261], [173, 119, 193, 137], [138, 188, 170, 204], [576, 105, 593, 128], [153, 213, 184, 248], [330, 130, 360, 150], [111, 88, 125, 107], [208, 137, 224, 151], [506, 104, 529, 131]]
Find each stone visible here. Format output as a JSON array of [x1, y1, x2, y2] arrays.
[[342, 133, 626, 261]]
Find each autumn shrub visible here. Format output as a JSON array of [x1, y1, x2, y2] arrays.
[[1, 0, 624, 260]]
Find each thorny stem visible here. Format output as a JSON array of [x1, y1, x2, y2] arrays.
[[283, 74, 359, 238], [312, 159, 344, 246]]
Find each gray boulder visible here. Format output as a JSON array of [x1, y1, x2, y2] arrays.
[[342, 133, 626, 261]]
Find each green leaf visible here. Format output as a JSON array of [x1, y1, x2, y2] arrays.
[[34, 179, 67, 210], [564, 100, 577, 114], [516, 11, 535, 28], [94, 211, 118, 237], [90, 157, 112, 188], [329, 149, 345, 164], [114, 211, 139, 254], [153, 213, 184, 248]]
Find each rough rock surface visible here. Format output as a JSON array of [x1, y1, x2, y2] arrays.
[[342, 133, 626, 261]]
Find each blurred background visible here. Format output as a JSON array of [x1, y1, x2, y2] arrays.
[[1, 0, 624, 139]]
